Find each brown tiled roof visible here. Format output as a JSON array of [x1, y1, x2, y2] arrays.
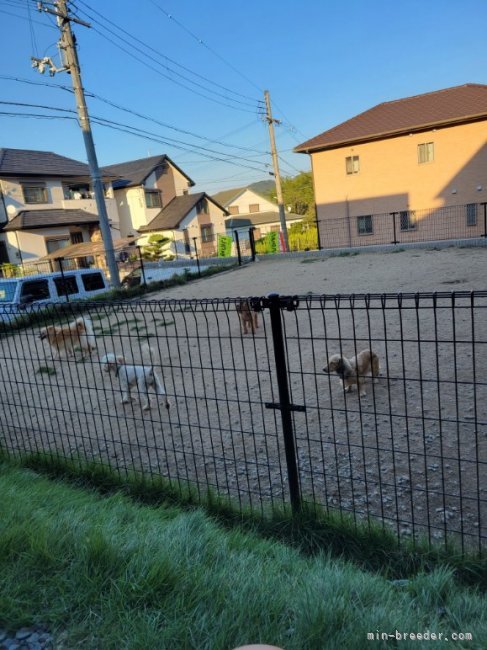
[[101, 154, 195, 189], [3, 209, 99, 231], [0, 148, 91, 177], [295, 84, 487, 153], [139, 193, 228, 232]]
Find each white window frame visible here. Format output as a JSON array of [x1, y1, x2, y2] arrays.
[[418, 142, 434, 164], [357, 215, 373, 235], [346, 155, 360, 175], [466, 203, 477, 227], [400, 210, 416, 231]]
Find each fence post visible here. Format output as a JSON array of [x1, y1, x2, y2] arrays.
[[391, 212, 398, 244], [249, 227, 256, 262], [233, 230, 242, 266], [482, 203, 487, 238], [57, 256, 69, 302], [192, 237, 202, 277], [136, 246, 147, 289], [266, 293, 302, 514], [314, 206, 322, 250]]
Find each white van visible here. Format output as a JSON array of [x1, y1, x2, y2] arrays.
[[0, 268, 109, 323]]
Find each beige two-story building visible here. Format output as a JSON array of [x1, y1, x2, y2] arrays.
[[0, 148, 119, 267], [295, 83, 487, 248]]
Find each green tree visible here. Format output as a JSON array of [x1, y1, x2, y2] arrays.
[[263, 171, 315, 222], [141, 233, 174, 261]]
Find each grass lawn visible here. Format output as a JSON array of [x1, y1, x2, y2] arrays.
[[0, 465, 485, 649]]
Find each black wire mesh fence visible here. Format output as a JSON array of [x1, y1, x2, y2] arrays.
[[318, 202, 487, 250], [0, 292, 485, 555]]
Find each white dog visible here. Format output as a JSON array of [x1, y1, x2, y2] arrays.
[[100, 346, 170, 411]]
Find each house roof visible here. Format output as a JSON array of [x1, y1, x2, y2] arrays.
[[295, 83, 487, 153], [212, 186, 246, 207], [101, 154, 195, 190], [0, 148, 92, 177], [225, 211, 302, 229], [212, 184, 274, 207], [39, 236, 141, 261], [2, 209, 99, 231], [139, 193, 227, 232]]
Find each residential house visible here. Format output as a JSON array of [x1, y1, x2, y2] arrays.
[[101, 155, 195, 238], [213, 186, 302, 241], [294, 83, 487, 248], [0, 148, 119, 267], [138, 192, 229, 258]]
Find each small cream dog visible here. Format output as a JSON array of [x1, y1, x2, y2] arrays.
[[323, 349, 380, 397], [100, 346, 170, 411]]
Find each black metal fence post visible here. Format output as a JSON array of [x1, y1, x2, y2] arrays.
[[233, 230, 242, 266], [192, 237, 202, 277], [482, 202, 487, 238], [266, 293, 302, 514], [249, 227, 256, 262], [136, 246, 147, 289], [314, 206, 322, 250], [57, 256, 69, 302], [391, 212, 398, 244]]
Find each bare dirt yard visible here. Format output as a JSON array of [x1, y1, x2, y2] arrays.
[[1, 246, 486, 550]]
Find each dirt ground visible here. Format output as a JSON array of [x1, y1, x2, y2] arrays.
[[1, 246, 486, 551]]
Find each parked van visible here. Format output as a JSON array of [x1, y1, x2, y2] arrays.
[[0, 268, 109, 323]]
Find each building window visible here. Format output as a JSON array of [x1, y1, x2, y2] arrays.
[[63, 183, 91, 200], [346, 155, 360, 175], [45, 237, 70, 255], [21, 182, 49, 204], [357, 215, 373, 235], [400, 210, 416, 231], [249, 203, 260, 213], [466, 203, 477, 227], [418, 142, 434, 164], [200, 224, 214, 243], [228, 205, 239, 215], [145, 190, 162, 208], [196, 199, 209, 215]]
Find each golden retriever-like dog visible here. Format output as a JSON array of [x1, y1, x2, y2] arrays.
[[39, 316, 96, 359], [323, 349, 380, 397], [236, 299, 259, 335]]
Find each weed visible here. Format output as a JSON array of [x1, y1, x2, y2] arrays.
[[36, 366, 56, 376]]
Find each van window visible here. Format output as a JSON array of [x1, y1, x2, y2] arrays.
[[54, 275, 79, 297], [82, 272, 105, 291], [20, 279, 50, 302]]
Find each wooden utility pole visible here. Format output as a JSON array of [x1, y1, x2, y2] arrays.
[[33, 0, 120, 286], [264, 90, 289, 252]]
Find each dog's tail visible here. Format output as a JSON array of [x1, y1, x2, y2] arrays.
[[141, 343, 156, 363]]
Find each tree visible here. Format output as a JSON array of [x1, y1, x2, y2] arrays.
[[141, 233, 174, 261], [263, 171, 315, 222]]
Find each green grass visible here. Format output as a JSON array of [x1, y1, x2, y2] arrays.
[[36, 366, 56, 376], [0, 464, 485, 649]]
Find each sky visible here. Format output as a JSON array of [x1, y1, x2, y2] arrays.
[[0, 0, 486, 194]]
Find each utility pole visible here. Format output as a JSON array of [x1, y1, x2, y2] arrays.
[[33, 0, 120, 286], [264, 90, 289, 252]]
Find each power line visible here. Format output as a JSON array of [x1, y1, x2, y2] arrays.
[[1, 74, 269, 158], [72, 0, 263, 112], [0, 5, 57, 28], [147, 0, 264, 96], [0, 104, 274, 175]]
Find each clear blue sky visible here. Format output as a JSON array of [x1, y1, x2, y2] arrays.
[[1, 0, 486, 193]]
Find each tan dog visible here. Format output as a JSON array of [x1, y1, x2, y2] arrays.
[[236, 300, 259, 335], [39, 316, 96, 359], [323, 349, 380, 397]]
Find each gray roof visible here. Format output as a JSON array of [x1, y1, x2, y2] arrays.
[[225, 211, 302, 229], [212, 186, 246, 207], [102, 154, 195, 190], [139, 193, 227, 232], [0, 148, 91, 177], [3, 209, 99, 231]]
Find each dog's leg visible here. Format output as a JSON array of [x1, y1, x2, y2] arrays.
[[154, 376, 170, 409], [253, 313, 259, 330]]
